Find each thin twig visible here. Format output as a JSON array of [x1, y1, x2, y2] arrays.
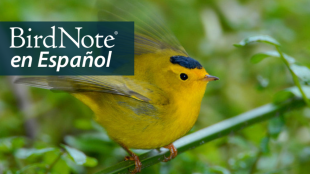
[[275, 46, 310, 107]]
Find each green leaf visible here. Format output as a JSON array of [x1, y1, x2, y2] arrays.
[[250, 51, 295, 64], [229, 151, 256, 171], [84, 156, 98, 167], [62, 145, 87, 165], [15, 148, 56, 159], [74, 119, 94, 130], [273, 90, 295, 104], [0, 137, 26, 153], [251, 53, 272, 64], [234, 35, 280, 47], [51, 155, 72, 174], [290, 64, 310, 83], [299, 147, 310, 162], [43, 151, 71, 174], [64, 133, 112, 153], [61, 144, 97, 167], [274, 86, 310, 103], [17, 163, 48, 174], [260, 137, 270, 154], [268, 116, 285, 139], [228, 136, 249, 149], [285, 86, 310, 98], [257, 75, 269, 88]]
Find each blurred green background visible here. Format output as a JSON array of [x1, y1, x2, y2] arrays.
[[1, 0, 310, 173]]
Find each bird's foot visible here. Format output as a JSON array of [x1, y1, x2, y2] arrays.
[[124, 153, 142, 173], [163, 144, 178, 162]]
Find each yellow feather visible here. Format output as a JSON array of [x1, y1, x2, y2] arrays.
[[72, 50, 208, 149]]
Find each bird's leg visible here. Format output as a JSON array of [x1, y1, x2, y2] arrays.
[[120, 143, 142, 173], [162, 143, 178, 162]]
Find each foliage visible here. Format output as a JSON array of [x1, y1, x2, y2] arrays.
[[235, 35, 310, 106]]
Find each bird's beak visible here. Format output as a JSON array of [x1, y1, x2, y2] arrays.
[[203, 75, 219, 81]]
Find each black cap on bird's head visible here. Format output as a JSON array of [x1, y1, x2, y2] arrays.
[[170, 55, 219, 82], [170, 56, 203, 69]]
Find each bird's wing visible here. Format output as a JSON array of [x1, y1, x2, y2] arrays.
[[15, 76, 169, 105], [97, 0, 188, 56], [15, 0, 184, 105]]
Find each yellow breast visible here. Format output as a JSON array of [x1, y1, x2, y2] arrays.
[[73, 50, 208, 149], [73, 90, 203, 149]]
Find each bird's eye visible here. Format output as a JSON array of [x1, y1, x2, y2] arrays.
[[180, 73, 188, 80]]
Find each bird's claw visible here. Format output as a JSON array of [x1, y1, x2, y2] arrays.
[[162, 144, 178, 162], [124, 154, 142, 173]]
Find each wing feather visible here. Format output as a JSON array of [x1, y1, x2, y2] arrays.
[[15, 76, 169, 105], [15, 0, 184, 106]]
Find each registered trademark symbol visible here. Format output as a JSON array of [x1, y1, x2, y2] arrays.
[[114, 31, 118, 35]]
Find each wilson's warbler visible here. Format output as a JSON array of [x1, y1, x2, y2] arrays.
[[16, 0, 219, 173]]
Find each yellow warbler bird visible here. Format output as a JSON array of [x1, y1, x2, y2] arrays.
[[16, 0, 219, 173]]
